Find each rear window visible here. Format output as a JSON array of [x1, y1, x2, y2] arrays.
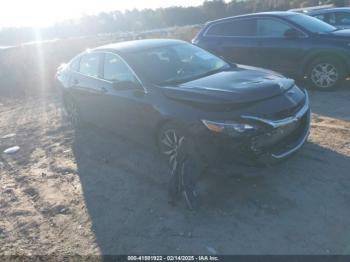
[[206, 18, 256, 37]]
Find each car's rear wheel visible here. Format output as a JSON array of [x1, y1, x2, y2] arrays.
[[307, 57, 345, 91]]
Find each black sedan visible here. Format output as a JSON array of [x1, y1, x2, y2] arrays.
[[193, 12, 350, 90], [56, 39, 310, 172]]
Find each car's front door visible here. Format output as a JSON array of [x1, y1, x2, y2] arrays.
[[96, 52, 157, 145], [254, 17, 308, 76]]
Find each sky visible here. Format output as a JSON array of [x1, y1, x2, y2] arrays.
[[0, 0, 205, 28]]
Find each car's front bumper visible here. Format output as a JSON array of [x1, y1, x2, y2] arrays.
[[193, 90, 311, 166], [246, 90, 310, 161]]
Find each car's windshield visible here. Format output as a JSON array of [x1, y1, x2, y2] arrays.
[[125, 43, 231, 85], [288, 13, 337, 33]]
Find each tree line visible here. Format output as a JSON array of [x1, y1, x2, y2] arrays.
[[0, 0, 347, 45]]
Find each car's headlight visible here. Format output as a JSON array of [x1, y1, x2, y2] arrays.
[[201, 120, 256, 136]]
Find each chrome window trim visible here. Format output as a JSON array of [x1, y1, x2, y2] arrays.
[[241, 89, 309, 128], [204, 16, 308, 39]]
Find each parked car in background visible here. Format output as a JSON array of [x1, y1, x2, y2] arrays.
[[56, 39, 310, 174], [193, 12, 350, 90], [292, 7, 350, 29], [289, 4, 334, 14]]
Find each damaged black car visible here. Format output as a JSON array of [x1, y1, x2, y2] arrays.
[[56, 39, 310, 173]]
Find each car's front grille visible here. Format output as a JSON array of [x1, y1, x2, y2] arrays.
[[272, 100, 305, 120], [258, 96, 306, 121], [252, 118, 303, 150], [242, 89, 310, 157], [269, 113, 309, 156]]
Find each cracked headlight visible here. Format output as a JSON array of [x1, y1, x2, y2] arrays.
[[201, 120, 256, 136]]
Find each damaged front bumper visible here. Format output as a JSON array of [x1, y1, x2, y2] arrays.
[[244, 89, 310, 161], [195, 89, 311, 166]]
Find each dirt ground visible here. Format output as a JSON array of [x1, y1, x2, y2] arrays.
[[1, 86, 350, 256]]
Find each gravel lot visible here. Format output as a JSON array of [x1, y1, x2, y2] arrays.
[[1, 86, 350, 255]]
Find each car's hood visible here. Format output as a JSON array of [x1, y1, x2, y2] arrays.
[[161, 65, 295, 105]]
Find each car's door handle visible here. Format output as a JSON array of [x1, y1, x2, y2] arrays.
[[72, 78, 79, 85]]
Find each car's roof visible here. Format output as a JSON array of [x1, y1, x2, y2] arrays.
[[206, 11, 299, 25], [308, 7, 350, 15], [94, 39, 186, 53]]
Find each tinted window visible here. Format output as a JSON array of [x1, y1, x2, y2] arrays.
[[314, 13, 336, 25], [79, 53, 100, 78], [206, 19, 256, 37], [103, 53, 137, 82], [288, 13, 336, 33], [335, 12, 350, 25], [257, 18, 293, 37]]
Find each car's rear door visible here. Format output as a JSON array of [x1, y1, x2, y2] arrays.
[[255, 17, 308, 76], [198, 18, 260, 66], [68, 52, 106, 125]]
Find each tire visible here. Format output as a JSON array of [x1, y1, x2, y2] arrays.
[[157, 122, 188, 172], [63, 94, 83, 127], [307, 57, 345, 91], [157, 122, 202, 210]]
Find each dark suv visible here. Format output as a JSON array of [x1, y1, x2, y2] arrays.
[[193, 11, 350, 90]]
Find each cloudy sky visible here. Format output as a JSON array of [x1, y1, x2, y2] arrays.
[[0, 0, 205, 28]]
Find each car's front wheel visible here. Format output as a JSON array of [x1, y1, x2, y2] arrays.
[[158, 122, 188, 172], [157, 122, 202, 209], [307, 57, 345, 91]]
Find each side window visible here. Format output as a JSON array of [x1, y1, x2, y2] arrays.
[[102, 53, 137, 82], [206, 19, 256, 37], [314, 14, 326, 21], [79, 53, 100, 78], [335, 12, 350, 25], [314, 13, 336, 25], [70, 57, 80, 71], [257, 18, 293, 37], [325, 13, 336, 25]]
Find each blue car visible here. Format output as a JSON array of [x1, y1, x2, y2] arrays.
[[193, 11, 350, 90]]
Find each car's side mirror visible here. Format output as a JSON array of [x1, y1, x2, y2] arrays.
[[112, 80, 142, 91], [284, 28, 301, 39]]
